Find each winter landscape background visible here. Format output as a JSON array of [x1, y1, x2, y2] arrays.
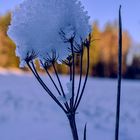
[[0, 0, 140, 140], [0, 71, 140, 140]]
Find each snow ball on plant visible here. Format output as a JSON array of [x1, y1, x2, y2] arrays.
[[7, 0, 91, 67]]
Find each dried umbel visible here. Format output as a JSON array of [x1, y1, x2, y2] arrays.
[[8, 0, 91, 140], [8, 0, 91, 67]]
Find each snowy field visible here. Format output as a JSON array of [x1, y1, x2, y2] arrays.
[[0, 72, 140, 140]]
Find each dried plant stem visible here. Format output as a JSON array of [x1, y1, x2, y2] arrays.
[[70, 65, 72, 81], [83, 123, 87, 140], [45, 67, 61, 96], [115, 5, 122, 140], [26, 35, 91, 140], [44, 67, 70, 111], [52, 63, 70, 110], [27, 62, 67, 113], [75, 47, 90, 110], [70, 40, 75, 109], [67, 113, 79, 140], [52, 63, 65, 97], [74, 51, 83, 107]]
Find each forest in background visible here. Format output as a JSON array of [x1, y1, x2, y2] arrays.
[[0, 13, 140, 79]]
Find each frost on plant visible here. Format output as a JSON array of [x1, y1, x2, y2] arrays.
[[8, 0, 91, 67], [8, 0, 91, 140]]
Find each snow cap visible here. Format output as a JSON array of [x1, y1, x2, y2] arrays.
[[8, 0, 91, 67]]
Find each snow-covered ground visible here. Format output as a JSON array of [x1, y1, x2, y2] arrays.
[[0, 73, 140, 140]]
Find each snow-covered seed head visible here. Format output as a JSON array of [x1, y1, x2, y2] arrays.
[[41, 49, 58, 68], [62, 55, 73, 66], [25, 50, 38, 63], [18, 49, 38, 68], [7, 0, 91, 67]]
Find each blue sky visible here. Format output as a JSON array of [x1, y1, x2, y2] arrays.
[[0, 0, 140, 43]]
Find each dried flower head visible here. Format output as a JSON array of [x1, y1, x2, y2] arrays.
[[8, 0, 91, 67]]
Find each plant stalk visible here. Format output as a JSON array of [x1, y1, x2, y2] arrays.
[[67, 113, 79, 140], [115, 5, 122, 140]]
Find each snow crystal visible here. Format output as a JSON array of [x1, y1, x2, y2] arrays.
[[57, 93, 72, 103], [66, 81, 72, 95], [57, 81, 72, 103], [7, 0, 91, 67]]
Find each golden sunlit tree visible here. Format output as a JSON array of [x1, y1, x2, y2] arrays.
[[0, 13, 19, 68], [94, 22, 131, 77]]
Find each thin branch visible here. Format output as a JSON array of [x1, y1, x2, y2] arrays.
[[44, 66, 61, 96], [52, 63, 65, 97], [74, 51, 83, 108], [52, 63, 70, 110], [67, 114, 79, 140], [44, 67, 70, 111], [75, 46, 90, 111], [115, 5, 122, 140], [70, 39, 75, 109], [27, 62, 67, 113], [70, 64, 72, 81], [83, 123, 87, 140]]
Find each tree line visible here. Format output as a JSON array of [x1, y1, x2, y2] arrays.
[[0, 13, 139, 79]]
